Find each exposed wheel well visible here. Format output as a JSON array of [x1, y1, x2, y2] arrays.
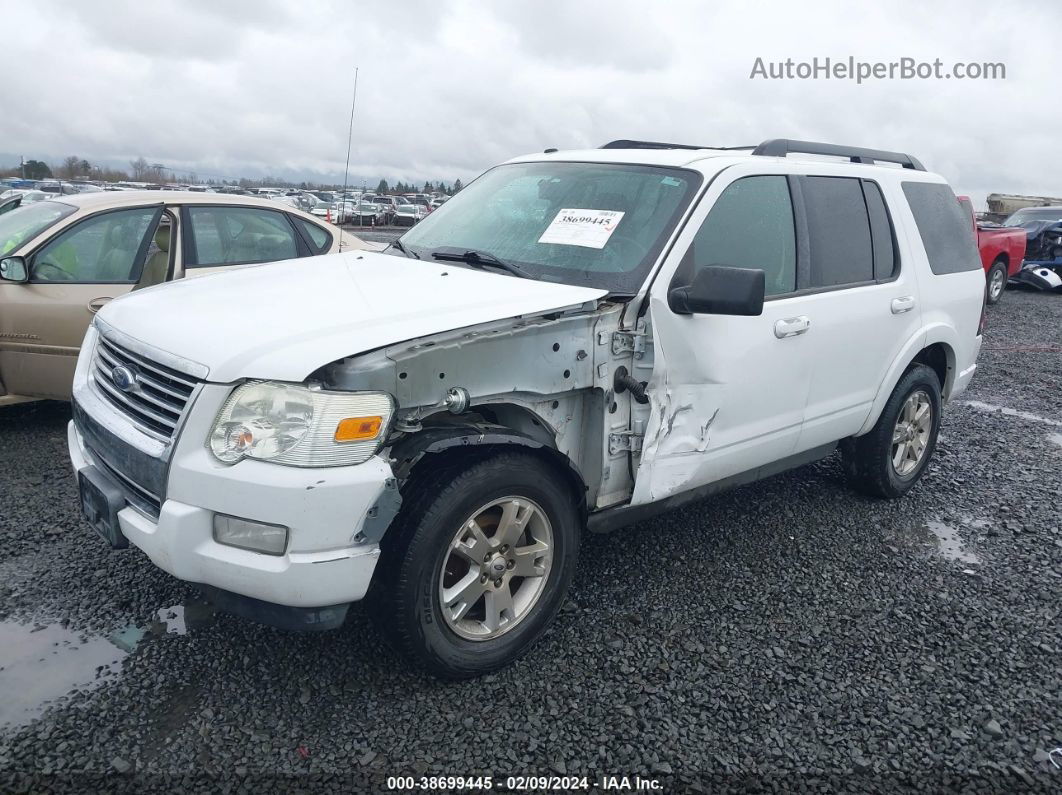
[[391, 426, 589, 525], [991, 253, 1008, 267], [911, 342, 951, 394]]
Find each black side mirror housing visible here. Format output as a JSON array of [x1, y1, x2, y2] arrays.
[[0, 256, 28, 283], [668, 265, 765, 316]]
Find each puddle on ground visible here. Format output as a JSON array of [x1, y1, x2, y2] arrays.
[[962, 401, 1062, 428], [151, 600, 217, 636], [110, 600, 219, 652], [0, 599, 218, 728], [925, 520, 981, 565], [0, 621, 126, 729], [890, 516, 984, 567]]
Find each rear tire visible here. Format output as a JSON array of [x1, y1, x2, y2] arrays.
[[986, 260, 1008, 305], [842, 364, 942, 498], [371, 452, 580, 679]]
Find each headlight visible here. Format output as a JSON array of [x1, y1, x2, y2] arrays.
[[208, 381, 394, 467]]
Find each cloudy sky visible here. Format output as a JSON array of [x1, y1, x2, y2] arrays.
[[3, 0, 1059, 205]]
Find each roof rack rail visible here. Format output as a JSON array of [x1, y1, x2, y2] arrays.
[[751, 139, 925, 171], [600, 139, 754, 152]]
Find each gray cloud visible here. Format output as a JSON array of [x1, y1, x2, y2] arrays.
[[2, 0, 1059, 204]]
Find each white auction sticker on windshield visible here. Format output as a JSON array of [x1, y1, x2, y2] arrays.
[[538, 208, 625, 249]]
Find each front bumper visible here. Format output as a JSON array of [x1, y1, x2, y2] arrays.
[[68, 409, 395, 617]]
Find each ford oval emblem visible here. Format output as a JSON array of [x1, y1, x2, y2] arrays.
[[111, 365, 138, 392]]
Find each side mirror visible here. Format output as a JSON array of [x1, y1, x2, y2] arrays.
[[668, 265, 765, 316], [0, 256, 28, 283]]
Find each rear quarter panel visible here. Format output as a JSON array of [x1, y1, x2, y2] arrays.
[[895, 178, 984, 400]]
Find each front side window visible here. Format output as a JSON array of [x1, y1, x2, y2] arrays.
[[0, 201, 76, 256], [399, 161, 701, 294], [186, 207, 299, 266], [802, 176, 874, 287], [682, 175, 796, 296], [31, 207, 158, 283]]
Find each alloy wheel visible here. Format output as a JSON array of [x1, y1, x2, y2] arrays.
[[891, 390, 933, 476], [990, 268, 1005, 300], [438, 497, 553, 641]]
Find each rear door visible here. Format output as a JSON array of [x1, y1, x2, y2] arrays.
[[633, 168, 815, 504], [792, 175, 923, 450], [179, 205, 308, 278], [0, 205, 161, 399]]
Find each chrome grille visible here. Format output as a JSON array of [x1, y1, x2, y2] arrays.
[[91, 446, 162, 520], [90, 334, 201, 441]]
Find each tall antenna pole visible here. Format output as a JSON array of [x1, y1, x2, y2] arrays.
[[339, 67, 359, 251]]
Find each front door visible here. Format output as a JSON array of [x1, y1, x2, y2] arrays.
[[0, 205, 161, 399], [633, 170, 814, 505]]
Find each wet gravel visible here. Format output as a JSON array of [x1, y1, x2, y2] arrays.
[[0, 289, 1060, 792]]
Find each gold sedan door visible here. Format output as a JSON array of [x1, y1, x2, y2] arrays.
[[0, 205, 162, 400]]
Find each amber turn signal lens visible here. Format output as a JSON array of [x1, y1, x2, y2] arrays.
[[334, 416, 383, 442]]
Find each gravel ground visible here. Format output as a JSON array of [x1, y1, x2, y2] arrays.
[[0, 289, 1060, 792]]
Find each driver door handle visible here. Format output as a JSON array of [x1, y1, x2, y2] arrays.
[[87, 297, 113, 314], [774, 316, 810, 338]]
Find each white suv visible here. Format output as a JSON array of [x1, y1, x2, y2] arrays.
[[67, 138, 985, 678]]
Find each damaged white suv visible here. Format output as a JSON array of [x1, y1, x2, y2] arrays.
[[68, 139, 985, 677]]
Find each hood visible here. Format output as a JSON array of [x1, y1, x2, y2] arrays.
[[98, 251, 606, 383], [1018, 219, 1062, 239]]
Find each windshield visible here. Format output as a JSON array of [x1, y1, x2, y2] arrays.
[[0, 201, 77, 256], [1005, 208, 1062, 225], [398, 161, 701, 293]]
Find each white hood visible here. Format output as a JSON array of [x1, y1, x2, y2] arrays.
[[98, 251, 606, 383]]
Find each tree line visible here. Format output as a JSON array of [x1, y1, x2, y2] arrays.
[[2, 155, 464, 194]]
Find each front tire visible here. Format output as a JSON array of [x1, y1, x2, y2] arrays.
[[986, 260, 1008, 305], [842, 364, 942, 498], [372, 452, 580, 679]]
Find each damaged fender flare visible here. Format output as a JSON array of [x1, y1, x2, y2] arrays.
[[388, 422, 588, 515]]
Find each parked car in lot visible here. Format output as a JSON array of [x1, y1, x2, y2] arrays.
[[407, 195, 432, 215], [0, 192, 374, 404], [958, 196, 1026, 304], [393, 200, 426, 226], [0, 194, 25, 216], [370, 195, 399, 222], [353, 201, 387, 225], [1, 188, 53, 206], [1001, 206, 1062, 292], [66, 138, 984, 678], [327, 200, 359, 224], [309, 199, 335, 221]]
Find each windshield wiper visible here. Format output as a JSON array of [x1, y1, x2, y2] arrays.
[[430, 247, 532, 279], [386, 239, 419, 259]]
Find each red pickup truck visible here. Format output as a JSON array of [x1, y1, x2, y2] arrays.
[[958, 196, 1026, 304]]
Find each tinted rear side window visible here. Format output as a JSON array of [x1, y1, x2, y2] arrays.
[[862, 181, 897, 280], [901, 182, 981, 274], [802, 176, 874, 287]]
